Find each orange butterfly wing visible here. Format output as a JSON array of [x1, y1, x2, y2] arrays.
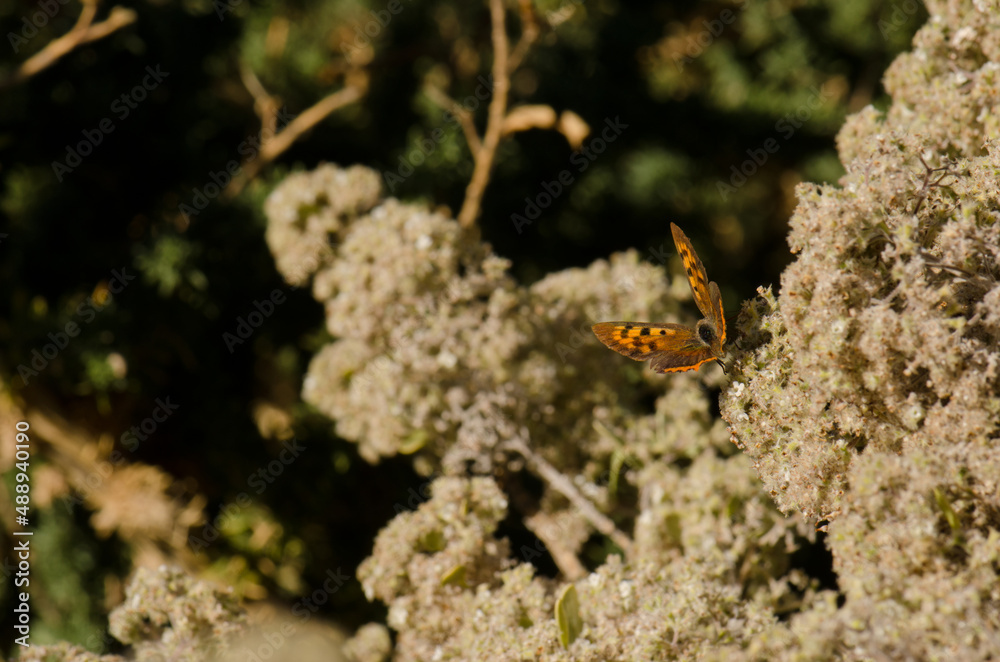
[[672, 222, 726, 348], [670, 223, 717, 323], [708, 281, 726, 347], [592, 224, 727, 374], [591, 322, 719, 373]]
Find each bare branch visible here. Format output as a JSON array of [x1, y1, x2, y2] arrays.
[[502, 104, 557, 135], [225, 76, 368, 198], [1, 3, 137, 90], [911, 154, 957, 216], [423, 82, 482, 155], [239, 62, 281, 137], [456, 0, 512, 229], [525, 512, 588, 580], [506, 0, 539, 73], [419, 0, 548, 230], [503, 439, 634, 558]]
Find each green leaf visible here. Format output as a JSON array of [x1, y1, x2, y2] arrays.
[[556, 584, 583, 648], [440, 564, 466, 587], [417, 529, 445, 553], [399, 429, 429, 454]]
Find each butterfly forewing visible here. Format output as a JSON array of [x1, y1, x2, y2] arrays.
[[670, 223, 716, 322], [708, 281, 726, 346]]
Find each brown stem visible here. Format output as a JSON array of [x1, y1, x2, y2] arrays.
[[506, 0, 538, 73], [455, 0, 511, 229], [225, 79, 368, 198], [525, 513, 588, 580], [503, 439, 634, 558], [423, 83, 482, 155], [239, 62, 280, 137], [1, 4, 137, 90]]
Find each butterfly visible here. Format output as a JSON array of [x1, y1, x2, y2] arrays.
[[592, 223, 726, 373]]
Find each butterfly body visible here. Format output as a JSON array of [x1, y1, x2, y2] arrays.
[[592, 223, 726, 374]]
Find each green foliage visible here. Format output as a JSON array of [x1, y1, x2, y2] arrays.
[[555, 584, 582, 648]]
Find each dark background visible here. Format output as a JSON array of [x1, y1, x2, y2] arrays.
[[0, 0, 923, 652]]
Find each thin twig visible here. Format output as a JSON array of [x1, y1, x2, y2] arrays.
[[503, 439, 634, 558], [421, 0, 540, 230], [225, 79, 368, 198], [525, 513, 588, 580], [1, 3, 137, 90], [423, 83, 482, 155], [239, 62, 280, 136], [456, 0, 511, 229], [911, 154, 956, 216], [506, 0, 538, 73], [255, 81, 366, 165]]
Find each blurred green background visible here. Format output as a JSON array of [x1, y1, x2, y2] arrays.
[[0, 0, 923, 653]]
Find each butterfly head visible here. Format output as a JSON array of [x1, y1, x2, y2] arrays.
[[695, 318, 723, 354]]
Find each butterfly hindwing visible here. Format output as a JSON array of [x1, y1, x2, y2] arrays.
[[649, 345, 719, 373], [592, 321, 713, 372]]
